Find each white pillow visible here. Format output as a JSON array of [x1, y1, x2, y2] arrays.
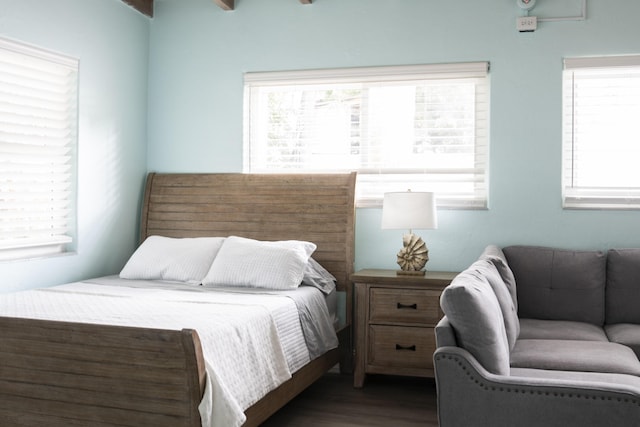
[[202, 236, 317, 290], [119, 236, 225, 284], [302, 258, 337, 294]]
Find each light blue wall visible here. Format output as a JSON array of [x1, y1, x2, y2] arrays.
[[5, 0, 638, 291], [147, 0, 640, 273], [148, 0, 640, 270], [0, 0, 150, 292]]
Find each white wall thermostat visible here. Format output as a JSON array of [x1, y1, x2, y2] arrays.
[[517, 0, 536, 11]]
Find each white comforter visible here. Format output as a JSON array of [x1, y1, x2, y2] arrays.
[[0, 276, 338, 427]]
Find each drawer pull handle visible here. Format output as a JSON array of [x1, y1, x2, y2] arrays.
[[397, 303, 417, 310], [395, 344, 417, 351]]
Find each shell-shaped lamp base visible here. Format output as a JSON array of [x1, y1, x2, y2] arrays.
[[396, 233, 429, 273]]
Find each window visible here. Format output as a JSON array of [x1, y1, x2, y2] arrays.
[[563, 55, 640, 209], [243, 62, 490, 208], [0, 37, 78, 260]]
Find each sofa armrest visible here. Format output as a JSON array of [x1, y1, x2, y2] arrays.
[[434, 346, 640, 427], [435, 316, 458, 348]]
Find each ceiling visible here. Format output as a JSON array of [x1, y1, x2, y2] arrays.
[[121, 0, 312, 17]]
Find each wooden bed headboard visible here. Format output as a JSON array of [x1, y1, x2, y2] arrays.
[[140, 172, 357, 296]]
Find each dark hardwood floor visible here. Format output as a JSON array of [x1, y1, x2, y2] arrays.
[[261, 373, 439, 426]]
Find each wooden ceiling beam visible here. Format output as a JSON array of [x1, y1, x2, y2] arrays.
[[213, 0, 234, 10], [121, 0, 153, 17], [212, 0, 312, 11], [122, 0, 314, 15]]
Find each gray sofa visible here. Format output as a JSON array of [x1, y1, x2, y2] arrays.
[[434, 245, 640, 427]]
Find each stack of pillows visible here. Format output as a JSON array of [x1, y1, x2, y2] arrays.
[[119, 235, 336, 294]]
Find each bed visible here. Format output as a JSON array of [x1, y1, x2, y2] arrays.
[[0, 172, 356, 427]]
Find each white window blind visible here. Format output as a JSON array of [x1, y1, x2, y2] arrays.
[[0, 37, 78, 260], [563, 55, 640, 209], [243, 62, 490, 208]]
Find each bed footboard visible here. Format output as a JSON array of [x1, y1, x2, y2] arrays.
[[0, 316, 205, 427]]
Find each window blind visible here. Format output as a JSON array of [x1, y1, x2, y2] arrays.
[[562, 55, 640, 209], [0, 37, 78, 260], [244, 62, 490, 208]]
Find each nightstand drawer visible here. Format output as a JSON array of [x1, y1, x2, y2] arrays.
[[369, 288, 442, 325], [369, 325, 435, 370]]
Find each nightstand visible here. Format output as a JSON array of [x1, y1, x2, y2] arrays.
[[351, 269, 458, 387]]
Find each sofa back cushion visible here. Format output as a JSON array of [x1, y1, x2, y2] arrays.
[[503, 246, 606, 326], [440, 269, 511, 376], [469, 258, 520, 351], [480, 245, 518, 312], [606, 249, 640, 324]]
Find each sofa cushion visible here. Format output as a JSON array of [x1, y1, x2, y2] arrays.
[[606, 324, 640, 359], [480, 245, 518, 311], [511, 367, 640, 389], [440, 269, 511, 375], [503, 246, 606, 326], [606, 249, 640, 324], [519, 318, 608, 342], [511, 339, 640, 376], [468, 258, 520, 351]]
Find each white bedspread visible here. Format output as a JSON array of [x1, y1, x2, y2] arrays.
[[0, 277, 338, 427]]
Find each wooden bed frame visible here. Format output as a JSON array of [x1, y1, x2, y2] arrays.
[[0, 172, 356, 427]]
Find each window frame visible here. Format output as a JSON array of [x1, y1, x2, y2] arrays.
[[562, 54, 640, 210], [243, 62, 490, 209], [0, 36, 79, 261]]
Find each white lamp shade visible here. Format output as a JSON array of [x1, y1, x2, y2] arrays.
[[381, 191, 438, 230]]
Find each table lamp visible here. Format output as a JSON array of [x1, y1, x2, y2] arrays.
[[381, 191, 438, 276]]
